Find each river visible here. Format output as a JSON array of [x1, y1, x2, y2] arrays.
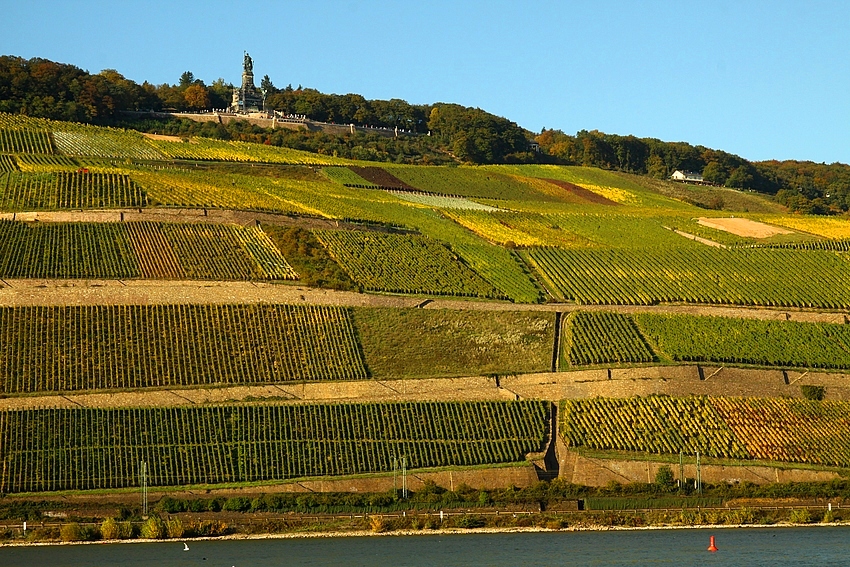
[[1, 526, 848, 566]]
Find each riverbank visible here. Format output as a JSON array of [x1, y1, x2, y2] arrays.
[[2, 516, 846, 548]]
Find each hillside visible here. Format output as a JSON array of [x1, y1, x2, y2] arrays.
[[1, 111, 850, 540], [3, 55, 849, 214]]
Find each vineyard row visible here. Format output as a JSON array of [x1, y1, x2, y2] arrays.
[[0, 172, 147, 210], [562, 396, 850, 468], [565, 311, 850, 370], [0, 401, 550, 493], [0, 303, 366, 394], [0, 220, 296, 280]]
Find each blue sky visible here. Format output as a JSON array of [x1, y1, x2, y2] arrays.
[[2, 0, 848, 164]]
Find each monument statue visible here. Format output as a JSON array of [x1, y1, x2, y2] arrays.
[[231, 51, 263, 113]]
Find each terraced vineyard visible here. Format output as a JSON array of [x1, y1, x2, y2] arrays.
[[322, 166, 377, 187], [53, 127, 164, 160], [315, 229, 503, 298], [384, 165, 556, 201], [563, 396, 850, 468], [524, 247, 850, 308], [146, 137, 353, 165], [0, 128, 54, 154], [445, 210, 597, 248], [712, 398, 850, 466], [0, 221, 296, 280], [0, 400, 550, 492], [561, 396, 748, 459], [0, 171, 148, 210], [765, 215, 850, 240], [634, 313, 850, 369], [0, 220, 138, 279], [159, 223, 295, 280], [387, 190, 500, 211], [0, 155, 17, 172], [0, 304, 365, 394], [12, 154, 81, 172], [564, 312, 655, 366]]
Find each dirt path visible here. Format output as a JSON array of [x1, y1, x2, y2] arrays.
[[1, 365, 847, 411], [0, 207, 348, 229], [0, 278, 846, 323]]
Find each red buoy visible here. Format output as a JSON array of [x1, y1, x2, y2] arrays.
[[708, 535, 718, 552]]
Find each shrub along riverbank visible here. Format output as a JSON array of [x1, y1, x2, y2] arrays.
[[2, 477, 849, 543]]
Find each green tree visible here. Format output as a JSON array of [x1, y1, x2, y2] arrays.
[[726, 166, 755, 189], [140, 515, 167, 539], [183, 84, 210, 110], [260, 74, 276, 94], [178, 71, 195, 88], [646, 154, 668, 179], [702, 161, 728, 185], [655, 465, 675, 489], [100, 517, 120, 540]]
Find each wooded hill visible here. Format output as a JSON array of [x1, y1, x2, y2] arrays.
[[1, 55, 848, 213]]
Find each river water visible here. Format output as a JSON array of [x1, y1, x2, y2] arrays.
[[1, 526, 848, 566]]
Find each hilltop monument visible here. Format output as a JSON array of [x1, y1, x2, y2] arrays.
[[230, 52, 264, 113]]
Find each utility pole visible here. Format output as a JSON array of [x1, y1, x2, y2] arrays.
[[696, 452, 702, 495], [140, 461, 148, 517], [678, 450, 684, 490], [401, 456, 408, 499]]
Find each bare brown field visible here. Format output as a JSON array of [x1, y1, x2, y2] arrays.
[[141, 132, 185, 142], [697, 217, 794, 238]]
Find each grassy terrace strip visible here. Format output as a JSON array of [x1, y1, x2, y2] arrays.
[[0, 304, 365, 394], [523, 247, 850, 308], [0, 171, 148, 210], [563, 396, 850, 468], [314, 229, 504, 298], [0, 220, 296, 280], [634, 313, 850, 369], [0, 401, 550, 492], [564, 312, 655, 367], [352, 308, 555, 378]]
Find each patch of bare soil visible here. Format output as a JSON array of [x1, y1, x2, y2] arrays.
[[697, 217, 794, 238], [141, 132, 186, 142]]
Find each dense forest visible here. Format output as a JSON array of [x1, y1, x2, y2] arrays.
[[1, 55, 849, 212]]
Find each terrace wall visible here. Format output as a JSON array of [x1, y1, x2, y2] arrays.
[[121, 111, 408, 137], [559, 449, 841, 486]]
